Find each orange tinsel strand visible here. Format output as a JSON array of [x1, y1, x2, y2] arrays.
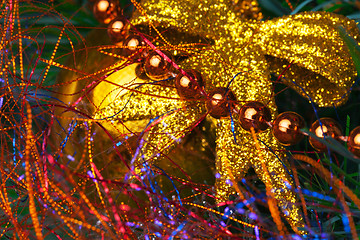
[[25, 101, 44, 240], [292, 154, 359, 239]]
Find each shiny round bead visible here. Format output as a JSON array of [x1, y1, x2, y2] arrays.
[[206, 88, 236, 119], [144, 51, 173, 80], [175, 70, 205, 99], [309, 118, 342, 151], [239, 101, 271, 132], [107, 17, 128, 43], [348, 126, 360, 158], [122, 35, 146, 57], [273, 112, 305, 146], [93, 0, 118, 24]]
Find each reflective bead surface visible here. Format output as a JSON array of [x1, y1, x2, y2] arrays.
[[348, 126, 360, 158], [273, 112, 305, 146], [122, 35, 146, 57], [93, 0, 118, 24], [107, 17, 128, 43], [175, 70, 205, 99], [144, 51, 173, 80], [309, 118, 342, 151], [239, 101, 271, 132], [206, 88, 236, 119]]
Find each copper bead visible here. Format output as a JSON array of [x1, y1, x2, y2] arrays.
[[239, 101, 271, 132], [348, 126, 360, 158], [93, 0, 118, 24], [273, 112, 305, 146], [122, 35, 146, 57], [144, 51, 173, 80], [107, 17, 128, 43], [206, 88, 236, 119], [309, 118, 342, 151], [175, 70, 205, 99]]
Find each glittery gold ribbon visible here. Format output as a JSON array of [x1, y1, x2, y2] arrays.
[[95, 0, 360, 233], [131, 0, 359, 106], [258, 12, 359, 106]]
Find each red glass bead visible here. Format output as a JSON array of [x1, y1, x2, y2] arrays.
[[107, 17, 128, 43], [348, 126, 360, 158], [273, 112, 305, 146], [144, 51, 173, 80], [309, 118, 342, 151], [206, 88, 236, 119], [175, 70, 205, 99], [239, 101, 271, 132], [93, 0, 118, 24]]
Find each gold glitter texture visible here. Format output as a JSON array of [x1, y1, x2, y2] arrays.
[[231, 0, 263, 20], [95, 0, 360, 233], [258, 12, 359, 106]]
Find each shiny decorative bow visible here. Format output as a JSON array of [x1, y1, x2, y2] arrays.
[[94, 0, 359, 232]]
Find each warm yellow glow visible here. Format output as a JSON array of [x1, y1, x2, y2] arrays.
[[93, 62, 148, 135], [93, 62, 142, 109]]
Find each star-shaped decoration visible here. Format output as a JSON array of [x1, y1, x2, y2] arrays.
[[93, 0, 359, 233]]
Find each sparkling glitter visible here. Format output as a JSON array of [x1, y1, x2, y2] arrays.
[[94, 0, 360, 232]]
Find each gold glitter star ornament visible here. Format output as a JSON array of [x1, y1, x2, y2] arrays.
[[94, 0, 360, 233]]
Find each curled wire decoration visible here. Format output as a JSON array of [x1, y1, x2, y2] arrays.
[[1, 0, 360, 239]]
